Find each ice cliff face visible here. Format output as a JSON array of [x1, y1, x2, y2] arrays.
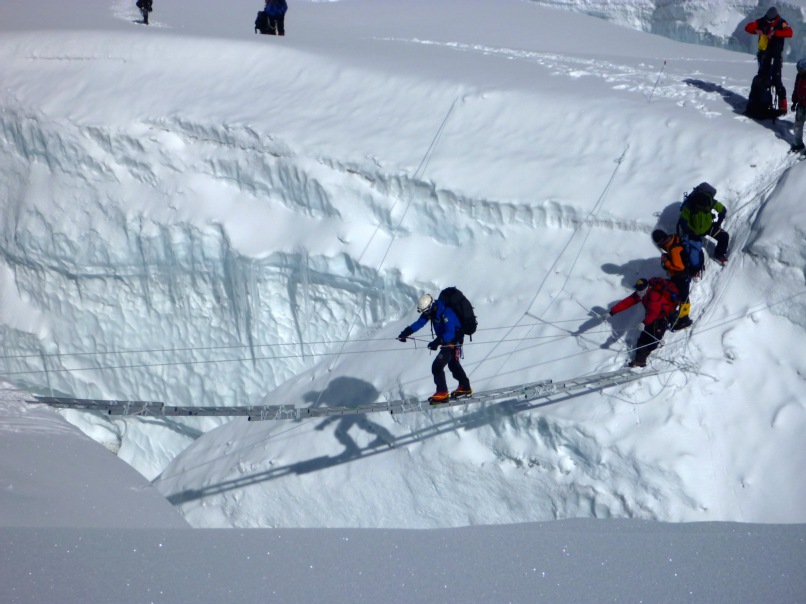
[[530, 0, 806, 60], [0, 106, 422, 477]]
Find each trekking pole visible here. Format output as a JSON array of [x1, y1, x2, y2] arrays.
[[648, 60, 667, 103]]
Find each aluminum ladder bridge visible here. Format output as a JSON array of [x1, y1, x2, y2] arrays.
[[31, 368, 658, 421]]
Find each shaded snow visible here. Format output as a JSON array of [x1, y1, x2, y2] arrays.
[[0, 384, 186, 528], [2, 519, 804, 603]]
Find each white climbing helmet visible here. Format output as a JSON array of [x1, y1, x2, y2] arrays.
[[417, 293, 434, 313]]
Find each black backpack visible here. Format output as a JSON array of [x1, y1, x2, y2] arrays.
[[438, 287, 478, 339], [745, 75, 778, 120], [255, 11, 270, 34]]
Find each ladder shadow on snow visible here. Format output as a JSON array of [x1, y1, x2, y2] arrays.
[[164, 382, 627, 506], [684, 78, 790, 141]]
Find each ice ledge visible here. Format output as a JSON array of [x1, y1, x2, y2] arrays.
[[529, 0, 806, 60]]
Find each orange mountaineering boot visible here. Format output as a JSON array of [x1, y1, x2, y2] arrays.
[[450, 385, 473, 400], [428, 391, 450, 405]]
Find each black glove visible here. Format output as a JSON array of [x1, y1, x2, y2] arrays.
[[427, 337, 442, 351], [397, 327, 414, 343], [644, 318, 668, 335]]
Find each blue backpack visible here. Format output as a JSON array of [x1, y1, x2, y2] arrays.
[[681, 236, 704, 275]]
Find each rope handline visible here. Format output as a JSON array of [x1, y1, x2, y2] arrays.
[[0, 316, 597, 365], [309, 97, 460, 407], [0, 335, 574, 379], [0, 326, 621, 375], [470, 144, 630, 388], [541, 144, 629, 315], [647, 60, 666, 103], [8, 286, 801, 382]]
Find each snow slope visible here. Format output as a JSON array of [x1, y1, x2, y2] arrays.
[[2, 517, 804, 603], [0, 383, 187, 528]]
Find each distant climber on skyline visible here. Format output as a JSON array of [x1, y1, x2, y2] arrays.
[[136, 0, 153, 25]]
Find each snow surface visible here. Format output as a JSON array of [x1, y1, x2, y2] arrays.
[[1, 0, 806, 601]]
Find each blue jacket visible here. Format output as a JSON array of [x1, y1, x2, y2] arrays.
[[406, 300, 463, 344], [265, 0, 288, 17]]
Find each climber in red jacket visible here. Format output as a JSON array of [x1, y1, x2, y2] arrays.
[[608, 277, 679, 368], [745, 6, 794, 113]]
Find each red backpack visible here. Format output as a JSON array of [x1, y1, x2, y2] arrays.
[[648, 277, 679, 318]]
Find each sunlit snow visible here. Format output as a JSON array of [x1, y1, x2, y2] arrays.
[[1, 0, 805, 601]]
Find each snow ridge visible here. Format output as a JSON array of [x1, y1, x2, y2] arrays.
[[531, 0, 806, 60]]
